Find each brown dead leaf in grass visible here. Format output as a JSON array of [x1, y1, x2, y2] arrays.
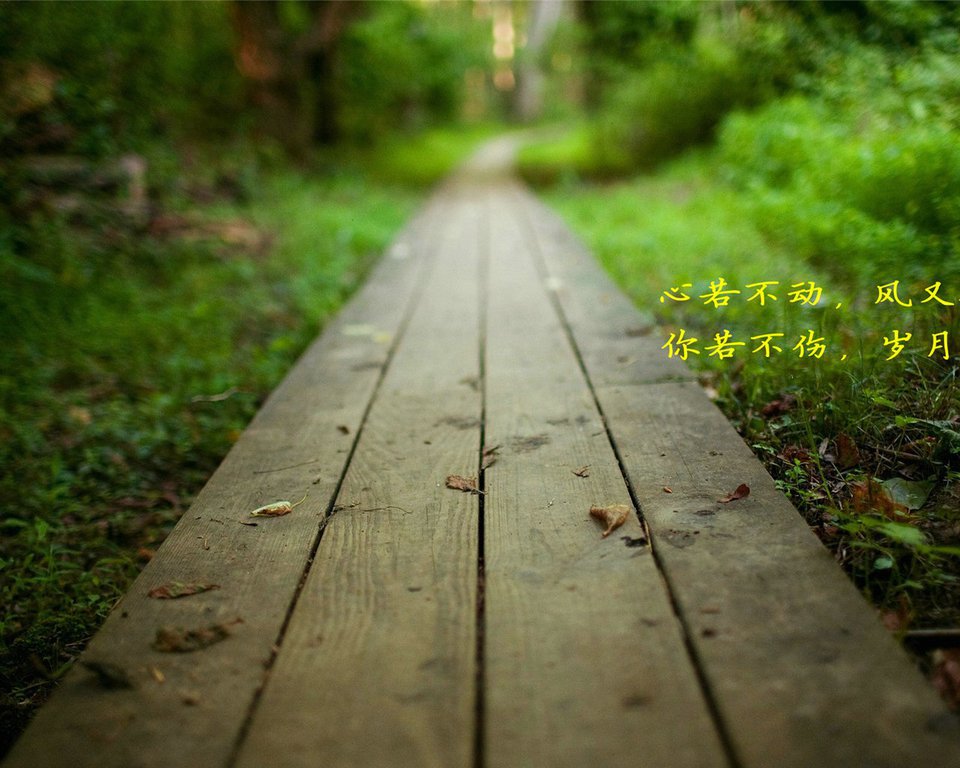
[[482, 445, 500, 470], [572, 465, 590, 478], [761, 394, 797, 419], [931, 649, 960, 710], [880, 595, 913, 634], [590, 504, 630, 537], [446, 475, 481, 494], [718, 483, 750, 503], [148, 583, 219, 600], [835, 433, 861, 469], [779, 444, 813, 465], [152, 619, 242, 653], [850, 478, 909, 518]]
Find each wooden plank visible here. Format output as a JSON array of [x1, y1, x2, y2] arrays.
[[514, 186, 960, 767], [482, 191, 727, 768], [233, 184, 484, 768], [2, 196, 444, 768]]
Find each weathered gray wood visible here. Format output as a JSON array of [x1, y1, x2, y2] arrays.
[[482, 192, 726, 768], [233, 182, 484, 768], [2, 193, 444, 768], [514, 184, 960, 768]]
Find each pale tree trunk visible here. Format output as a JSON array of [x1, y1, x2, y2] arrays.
[[514, 0, 565, 123]]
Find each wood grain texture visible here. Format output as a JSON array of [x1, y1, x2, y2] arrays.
[[516, 186, 960, 768], [233, 184, 484, 768], [2, 193, 445, 768], [505, 182, 694, 389], [482, 192, 725, 768]]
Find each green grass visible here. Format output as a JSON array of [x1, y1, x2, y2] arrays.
[[536, 150, 819, 299], [0, 152, 424, 751], [340, 123, 501, 188], [535, 140, 960, 630], [516, 123, 630, 185]]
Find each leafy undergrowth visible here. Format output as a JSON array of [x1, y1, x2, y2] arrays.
[[536, 152, 960, 673], [0, 148, 423, 751], [515, 122, 632, 186], [355, 123, 502, 188]]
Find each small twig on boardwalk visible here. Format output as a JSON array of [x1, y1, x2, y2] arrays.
[[253, 458, 320, 475]]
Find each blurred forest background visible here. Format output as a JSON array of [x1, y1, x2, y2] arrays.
[[2, 0, 960, 751]]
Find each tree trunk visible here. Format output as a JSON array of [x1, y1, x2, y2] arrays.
[[514, 0, 565, 123], [230, 0, 360, 156]]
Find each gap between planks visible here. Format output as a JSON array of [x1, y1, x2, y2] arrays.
[[480, 187, 726, 768], [510, 181, 743, 768], [224, 186, 457, 765], [505, 179, 960, 768], [231, 181, 487, 768]]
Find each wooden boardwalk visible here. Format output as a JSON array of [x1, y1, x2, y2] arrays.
[[6, 139, 960, 768]]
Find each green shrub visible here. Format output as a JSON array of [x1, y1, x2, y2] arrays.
[[336, 1, 488, 143], [717, 98, 960, 286], [825, 128, 960, 236], [594, 36, 761, 171], [0, 2, 243, 157]]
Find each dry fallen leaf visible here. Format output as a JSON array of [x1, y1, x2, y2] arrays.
[[152, 619, 242, 653], [931, 649, 960, 711], [880, 596, 913, 634], [761, 393, 797, 419], [147, 582, 219, 600], [482, 445, 500, 470], [250, 492, 307, 517], [446, 475, 480, 494], [572, 465, 591, 478], [590, 504, 630, 537], [779, 444, 813, 465], [836, 433, 861, 469], [718, 483, 750, 503], [250, 502, 292, 517], [850, 478, 909, 519]]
